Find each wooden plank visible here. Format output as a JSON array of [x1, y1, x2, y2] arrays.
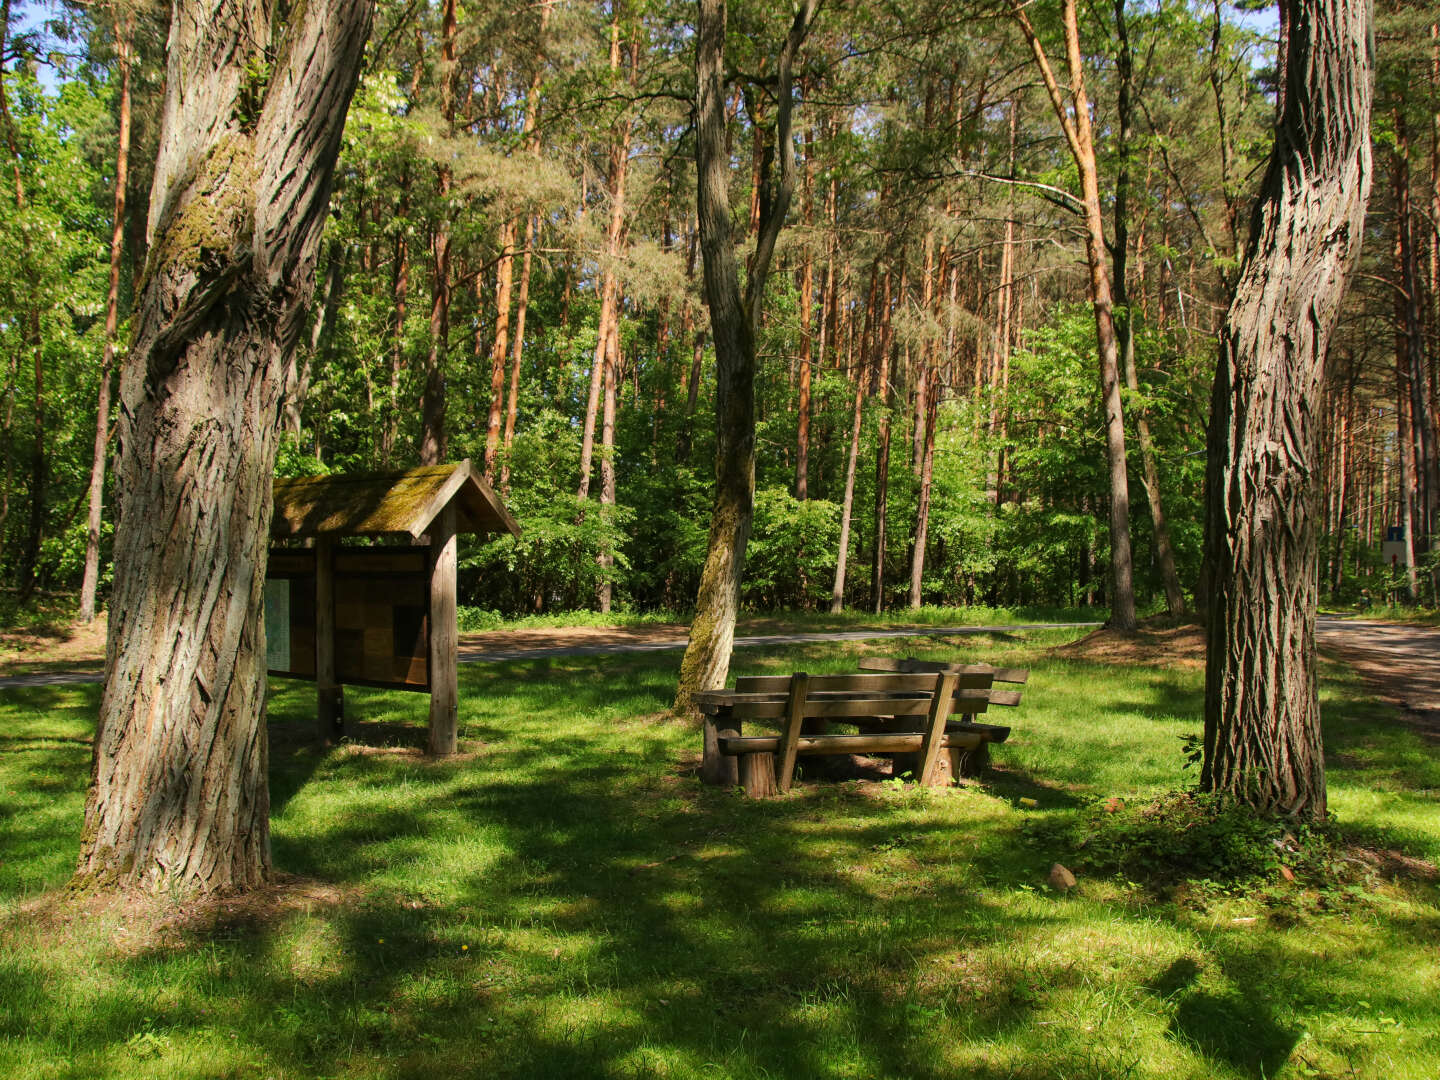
[[774, 672, 810, 793], [947, 720, 1011, 742], [427, 503, 458, 756], [859, 656, 1029, 684], [700, 691, 993, 721], [718, 732, 985, 756], [315, 536, 342, 742], [735, 672, 993, 694], [916, 671, 959, 787], [333, 549, 427, 575]]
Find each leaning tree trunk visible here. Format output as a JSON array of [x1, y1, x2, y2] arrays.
[[674, 0, 816, 749], [1202, 0, 1373, 822], [75, 0, 373, 893]]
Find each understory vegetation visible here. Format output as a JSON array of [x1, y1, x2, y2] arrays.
[[2, 630, 1436, 1079]]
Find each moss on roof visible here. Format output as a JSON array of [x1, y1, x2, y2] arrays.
[[272, 460, 521, 539]]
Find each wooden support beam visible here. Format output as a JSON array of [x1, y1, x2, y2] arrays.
[[916, 671, 959, 786], [315, 535, 342, 741], [774, 672, 810, 793], [427, 503, 458, 756]]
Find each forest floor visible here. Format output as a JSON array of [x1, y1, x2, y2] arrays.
[[2, 625, 1437, 1079]]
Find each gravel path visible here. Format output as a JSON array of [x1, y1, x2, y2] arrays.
[[0, 622, 1099, 690], [1316, 615, 1440, 734]]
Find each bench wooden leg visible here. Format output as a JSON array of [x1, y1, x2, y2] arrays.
[[739, 752, 777, 798], [701, 716, 740, 787]]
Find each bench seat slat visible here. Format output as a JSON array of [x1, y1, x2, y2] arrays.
[[947, 720, 1010, 743], [718, 732, 985, 756]]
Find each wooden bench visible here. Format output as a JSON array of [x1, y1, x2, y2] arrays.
[[694, 670, 995, 798], [857, 656, 1029, 779]]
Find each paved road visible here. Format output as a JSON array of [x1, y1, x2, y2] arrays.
[[1315, 615, 1440, 729], [0, 622, 1099, 690]]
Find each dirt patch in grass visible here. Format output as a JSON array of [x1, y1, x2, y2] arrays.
[[0, 612, 108, 677], [1051, 618, 1205, 669], [1347, 845, 1439, 883], [5, 873, 366, 954], [459, 623, 689, 655]]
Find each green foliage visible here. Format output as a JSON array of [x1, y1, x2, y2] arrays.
[[742, 487, 840, 609]]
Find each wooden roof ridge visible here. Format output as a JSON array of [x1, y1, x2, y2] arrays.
[[272, 459, 521, 540]]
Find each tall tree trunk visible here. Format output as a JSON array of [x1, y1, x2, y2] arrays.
[[676, 0, 816, 733], [870, 271, 894, 614], [499, 21, 546, 495], [420, 0, 457, 464], [1329, 375, 1353, 602], [908, 385, 938, 608], [597, 321, 619, 611], [1202, 0, 1372, 822], [502, 215, 535, 493], [830, 369, 865, 613], [483, 218, 516, 481], [383, 173, 410, 466], [79, 10, 134, 624], [1394, 113, 1438, 561], [795, 164, 814, 499], [1011, 0, 1138, 630], [75, 0, 373, 893], [577, 13, 632, 500], [1395, 336, 1418, 600], [1114, 0, 1186, 615], [0, 0, 46, 602]]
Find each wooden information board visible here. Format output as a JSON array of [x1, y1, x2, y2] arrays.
[[266, 550, 316, 678], [266, 546, 430, 691]]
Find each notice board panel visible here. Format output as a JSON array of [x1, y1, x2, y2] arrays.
[[333, 548, 430, 691], [266, 549, 316, 678]]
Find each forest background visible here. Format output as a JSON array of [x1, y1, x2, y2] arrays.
[[1, 0, 1436, 625]]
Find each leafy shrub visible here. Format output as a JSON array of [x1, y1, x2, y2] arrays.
[[743, 487, 841, 609], [1033, 791, 1367, 899], [457, 606, 504, 632]]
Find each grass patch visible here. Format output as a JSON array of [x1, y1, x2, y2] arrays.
[[1, 629, 1437, 1078]]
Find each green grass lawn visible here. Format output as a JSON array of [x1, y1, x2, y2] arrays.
[[1, 629, 1437, 1079]]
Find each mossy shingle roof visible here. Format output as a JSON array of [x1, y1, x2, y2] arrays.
[[271, 460, 521, 540]]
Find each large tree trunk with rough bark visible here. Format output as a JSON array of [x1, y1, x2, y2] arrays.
[[1202, 0, 1372, 822], [675, 0, 816, 755], [74, 0, 373, 894]]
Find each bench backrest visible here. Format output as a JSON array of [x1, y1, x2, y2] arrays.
[[725, 670, 994, 721], [857, 657, 1028, 709]]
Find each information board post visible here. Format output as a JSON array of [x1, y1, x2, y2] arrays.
[[315, 535, 342, 741]]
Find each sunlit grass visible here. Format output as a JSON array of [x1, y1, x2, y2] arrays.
[[0, 627, 1437, 1078]]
